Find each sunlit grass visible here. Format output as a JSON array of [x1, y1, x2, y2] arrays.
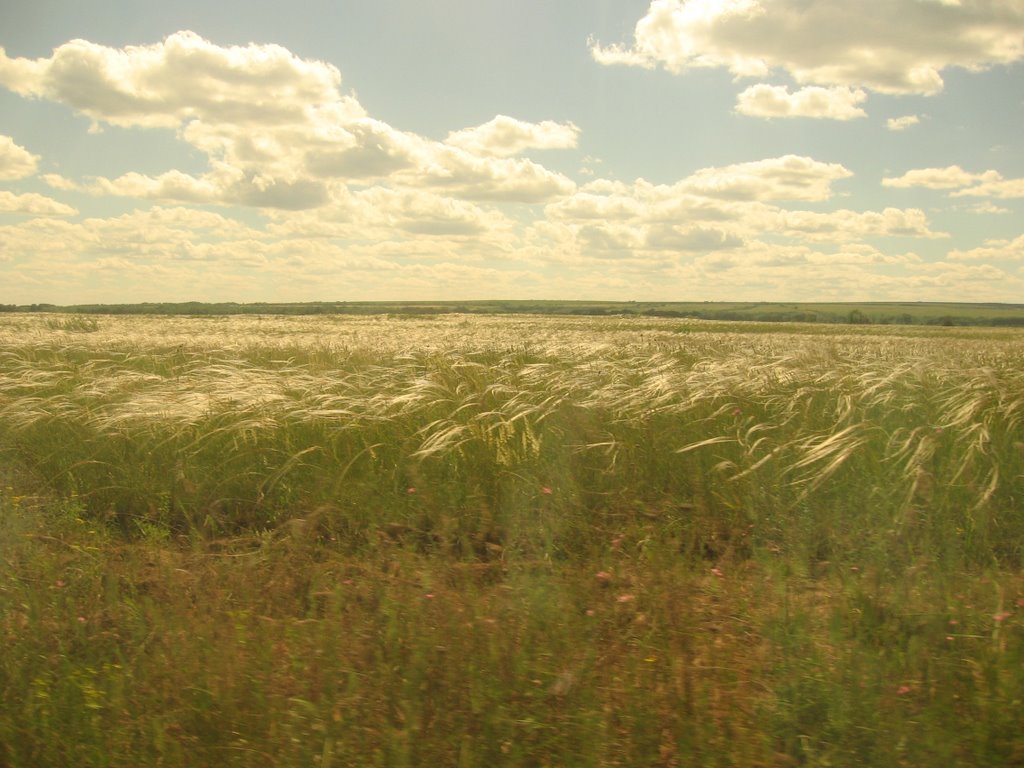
[[1, 312, 1023, 765]]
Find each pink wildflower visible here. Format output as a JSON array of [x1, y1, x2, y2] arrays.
[[994, 611, 1011, 622], [541, 486, 553, 495], [406, 487, 416, 494], [710, 567, 724, 578], [595, 571, 612, 583], [897, 685, 911, 695], [616, 593, 635, 604]]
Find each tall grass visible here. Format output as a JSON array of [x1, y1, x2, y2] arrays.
[[1, 313, 1023, 765]]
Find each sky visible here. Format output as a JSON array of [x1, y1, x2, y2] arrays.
[[1, 0, 1023, 305]]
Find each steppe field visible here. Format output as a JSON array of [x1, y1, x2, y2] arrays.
[[1, 312, 1023, 767]]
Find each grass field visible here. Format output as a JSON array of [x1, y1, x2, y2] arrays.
[[1, 312, 1023, 766]]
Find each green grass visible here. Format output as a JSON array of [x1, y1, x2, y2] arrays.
[[1, 312, 1023, 766]]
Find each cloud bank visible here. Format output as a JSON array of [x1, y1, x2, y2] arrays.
[[0, 25, 1021, 304]]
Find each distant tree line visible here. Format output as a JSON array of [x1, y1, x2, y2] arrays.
[[2, 301, 1024, 327]]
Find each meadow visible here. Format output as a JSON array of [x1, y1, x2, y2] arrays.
[[1, 312, 1022, 766]]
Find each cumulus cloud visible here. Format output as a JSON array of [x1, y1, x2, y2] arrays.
[[680, 155, 853, 201], [591, 0, 1024, 95], [0, 191, 77, 216], [949, 234, 1024, 261], [0, 136, 39, 180], [0, 206, 266, 266], [883, 165, 1002, 189], [968, 201, 1010, 214], [538, 154, 945, 270], [735, 84, 867, 120], [0, 32, 352, 128], [445, 115, 580, 157], [951, 177, 1024, 199], [884, 165, 1024, 198], [778, 207, 947, 241], [645, 224, 744, 251], [886, 115, 921, 131], [547, 157, 847, 227], [0, 33, 576, 210]]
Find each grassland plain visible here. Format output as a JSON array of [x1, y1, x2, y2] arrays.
[[1, 312, 1023, 767]]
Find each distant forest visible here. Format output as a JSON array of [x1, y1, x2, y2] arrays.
[[4, 300, 1024, 327]]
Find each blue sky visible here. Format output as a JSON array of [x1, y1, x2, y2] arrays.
[[1, 0, 1023, 304]]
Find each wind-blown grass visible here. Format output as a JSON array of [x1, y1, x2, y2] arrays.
[[1, 313, 1023, 765]]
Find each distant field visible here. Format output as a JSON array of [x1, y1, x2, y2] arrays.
[[5, 299, 1024, 327], [1, 312, 1023, 766]]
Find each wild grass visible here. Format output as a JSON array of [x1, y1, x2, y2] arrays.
[[1, 312, 1023, 766]]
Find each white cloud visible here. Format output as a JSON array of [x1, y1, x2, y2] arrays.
[[40, 174, 81, 191], [949, 234, 1024, 261], [0, 32, 352, 129], [0, 33, 576, 209], [778, 207, 947, 241], [883, 165, 1024, 198], [967, 201, 1010, 214], [591, 0, 1024, 95], [271, 187, 516, 240], [0, 136, 39, 180], [645, 223, 744, 251], [886, 115, 921, 131], [680, 155, 852, 201], [735, 84, 867, 120], [0, 191, 77, 217], [0, 206, 267, 268], [87, 168, 331, 210], [952, 177, 1024, 199], [445, 115, 580, 157], [882, 165, 1001, 189]]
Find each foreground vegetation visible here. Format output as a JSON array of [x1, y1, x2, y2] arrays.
[[1, 313, 1023, 766]]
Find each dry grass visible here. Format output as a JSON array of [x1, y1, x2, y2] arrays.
[[1, 312, 1023, 765]]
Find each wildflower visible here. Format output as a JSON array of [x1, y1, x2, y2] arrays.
[[55, 579, 66, 588], [77, 616, 87, 624], [585, 609, 595, 616], [616, 593, 635, 603], [710, 567, 724, 578], [896, 685, 911, 695], [406, 487, 416, 494], [595, 570, 612, 583], [424, 593, 435, 599], [948, 619, 958, 626], [994, 611, 1011, 622], [541, 486, 553, 495], [731, 408, 742, 417]]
